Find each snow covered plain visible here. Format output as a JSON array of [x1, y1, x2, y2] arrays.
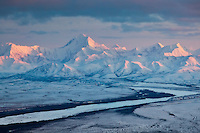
[[20, 98, 199, 133], [0, 74, 199, 133], [0, 77, 199, 128], [0, 97, 170, 125], [1, 77, 198, 113], [0, 78, 136, 111]]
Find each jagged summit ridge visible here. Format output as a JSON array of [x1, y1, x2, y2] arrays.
[[0, 34, 200, 84], [157, 43, 164, 48], [64, 34, 108, 50], [164, 43, 192, 57], [112, 44, 127, 51]]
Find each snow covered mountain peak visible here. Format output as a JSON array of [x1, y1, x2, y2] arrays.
[[176, 43, 182, 48], [140, 43, 165, 56], [169, 43, 183, 49], [112, 44, 127, 51], [6, 42, 14, 46], [164, 43, 191, 57], [146, 43, 164, 50], [157, 43, 164, 48], [1, 35, 200, 85], [64, 34, 109, 50], [64, 34, 88, 47], [185, 57, 200, 66], [76, 33, 88, 41], [79, 33, 87, 37], [87, 36, 109, 50], [0, 43, 40, 59]]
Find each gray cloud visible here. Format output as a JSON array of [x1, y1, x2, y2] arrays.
[[99, 36, 123, 39], [120, 22, 200, 37], [0, 0, 200, 25], [29, 31, 48, 35], [0, 29, 18, 34], [121, 24, 142, 32], [187, 32, 200, 37], [29, 30, 59, 35], [0, 31, 6, 34], [111, 25, 120, 30]]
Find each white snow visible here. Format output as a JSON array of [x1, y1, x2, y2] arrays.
[[130, 87, 198, 97], [0, 97, 170, 125], [133, 82, 188, 88], [164, 43, 192, 57], [27, 98, 200, 133], [0, 34, 200, 84], [133, 98, 200, 132], [0, 81, 198, 125], [1, 35, 200, 131]]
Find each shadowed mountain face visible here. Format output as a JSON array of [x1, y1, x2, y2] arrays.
[[0, 34, 200, 84]]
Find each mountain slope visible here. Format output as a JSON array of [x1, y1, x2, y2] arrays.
[[0, 34, 200, 84], [41, 34, 109, 62], [163, 43, 192, 57]]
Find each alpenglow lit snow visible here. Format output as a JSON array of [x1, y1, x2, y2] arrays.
[[0, 34, 200, 84]]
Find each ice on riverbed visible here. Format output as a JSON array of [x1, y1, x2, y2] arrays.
[[133, 82, 188, 88], [0, 97, 170, 125], [130, 87, 198, 97]]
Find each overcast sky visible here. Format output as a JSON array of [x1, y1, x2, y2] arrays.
[[0, 0, 200, 50]]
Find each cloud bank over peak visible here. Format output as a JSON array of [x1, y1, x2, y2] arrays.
[[0, 0, 200, 50], [0, 0, 200, 24]]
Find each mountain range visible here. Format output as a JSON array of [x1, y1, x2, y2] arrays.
[[0, 34, 200, 85]]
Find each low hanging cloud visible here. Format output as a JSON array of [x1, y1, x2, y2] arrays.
[[29, 30, 59, 35], [0, 0, 200, 25], [120, 22, 200, 37]]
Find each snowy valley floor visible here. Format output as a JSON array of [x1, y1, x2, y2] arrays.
[[1, 97, 200, 133], [28, 98, 200, 133], [0, 78, 200, 132]]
